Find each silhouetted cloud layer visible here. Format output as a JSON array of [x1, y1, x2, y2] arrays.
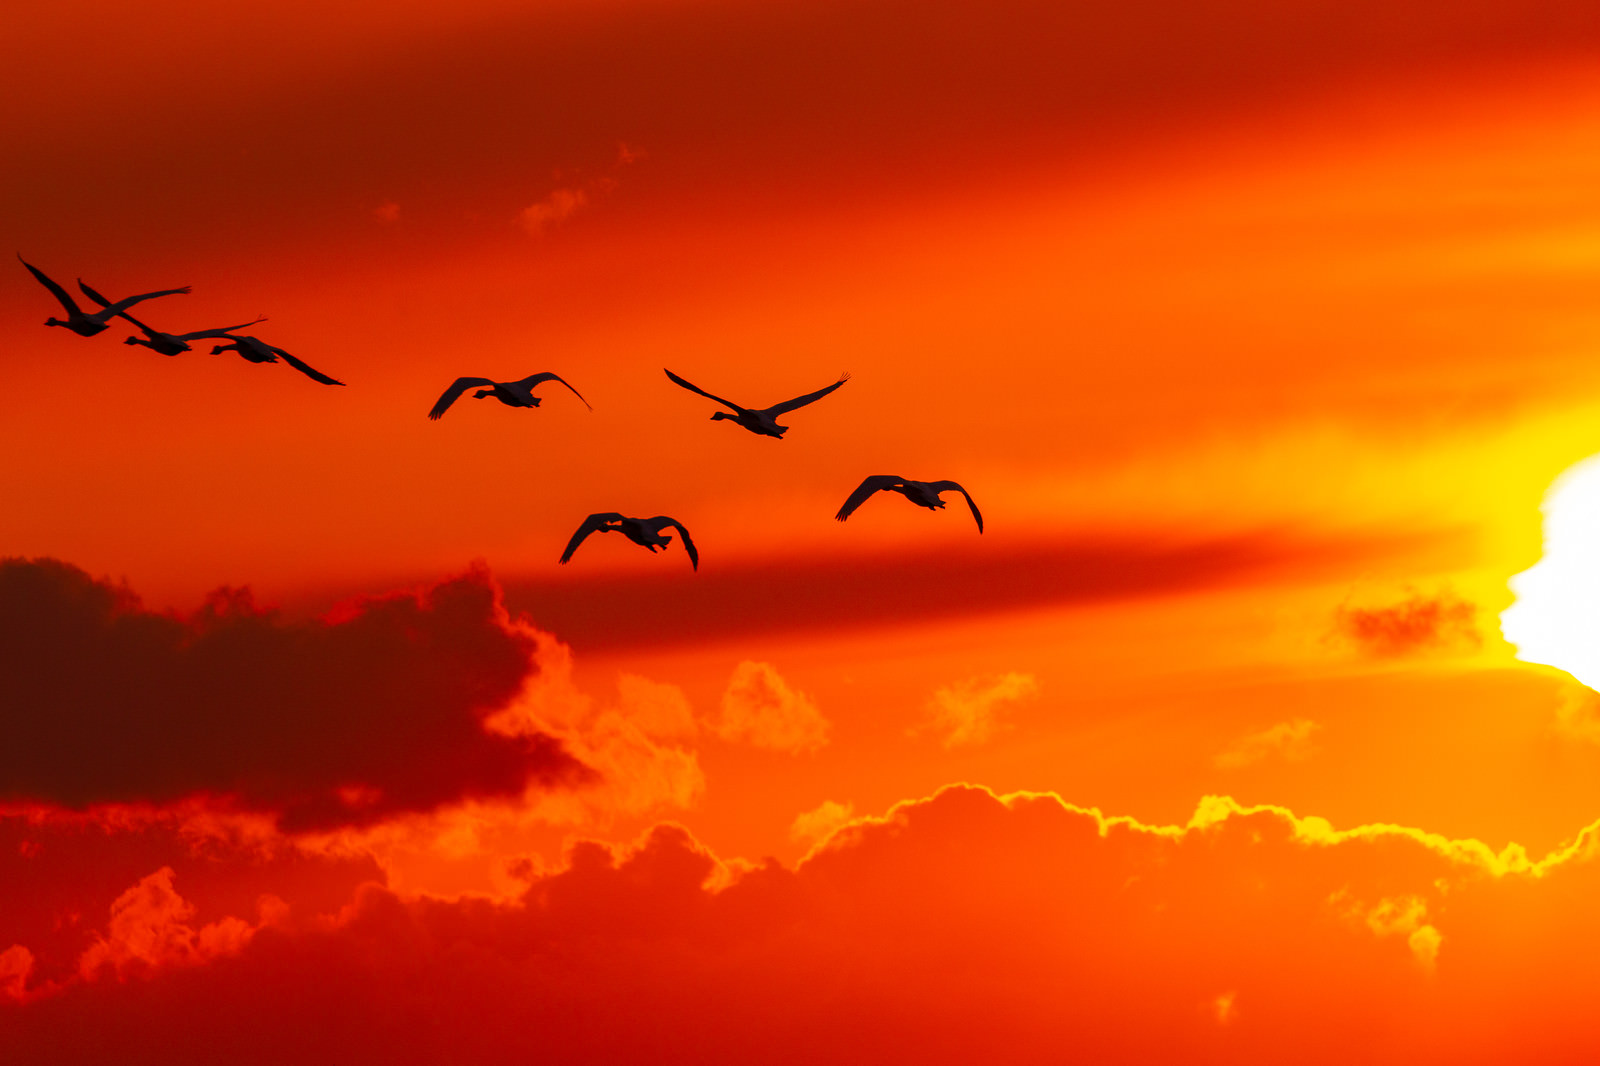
[[0, 559, 587, 830], [9, 785, 1600, 1063]]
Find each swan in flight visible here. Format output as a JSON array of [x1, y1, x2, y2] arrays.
[[663, 368, 849, 438], [559, 513, 699, 570], [835, 476, 984, 532], [20, 257, 189, 337], [209, 334, 345, 386], [428, 373, 592, 420], [77, 279, 263, 355]]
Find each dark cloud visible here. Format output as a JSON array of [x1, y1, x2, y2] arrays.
[[499, 528, 1461, 651], [0, 558, 588, 830], [8, 785, 1598, 1063], [1334, 590, 1480, 657]]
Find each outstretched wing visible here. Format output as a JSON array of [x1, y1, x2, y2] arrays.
[[513, 371, 591, 410], [19, 256, 83, 315], [80, 280, 191, 316], [766, 372, 850, 416], [664, 369, 745, 413], [428, 377, 495, 420], [78, 280, 157, 334], [835, 475, 905, 522], [271, 345, 345, 386], [176, 317, 267, 341], [645, 516, 699, 571], [560, 513, 625, 565], [98, 285, 191, 316], [928, 480, 983, 533]]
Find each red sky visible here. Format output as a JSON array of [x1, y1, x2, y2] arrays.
[[9, 0, 1600, 1061]]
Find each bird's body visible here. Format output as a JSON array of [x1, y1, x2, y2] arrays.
[[76, 279, 263, 355], [835, 475, 984, 532], [663, 368, 849, 438], [559, 513, 699, 570], [429, 373, 591, 420], [19, 257, 189, 337], [209, 334, 345, 385]]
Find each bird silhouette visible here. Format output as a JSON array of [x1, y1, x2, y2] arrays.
[[559, 513, 699, 570], [20, 257, 189, 337], [835, 476, 984, 532], [664, 368, 849, 438], [428, 373, 591, 420], [209, 334, 344, 385], [77, 280, 263, 355]]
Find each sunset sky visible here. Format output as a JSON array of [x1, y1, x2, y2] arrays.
[[10, 0, 1600, 1060]]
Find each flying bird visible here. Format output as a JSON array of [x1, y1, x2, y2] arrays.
[[19, 256, 189, 337], [559, 513, 699, 570], [77, 279, 263, 356], [834, 476, 984, 532], [209, 334, 345, 386], [663, 368, 849, 438], [428, 373, 592, 420]]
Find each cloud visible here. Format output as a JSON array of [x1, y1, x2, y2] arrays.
[[0, 804, 382, 991], [517, 145, 640, 237], [917, 672, 1038, 748], [788, 799, 855, 847], [498, 529, 1451, 652], [1214, 718, 1320, 769], [518, 186, 590, 235], [0, 946, 31, 1000], [497, 640, 705, 826], [1334, 590, 1480, 657], [13, 785, 1600, 1062], [0, 558, 588, 831], [77, 868, 257, 981], [712, 661, 828, 753], [372, 201, 400, 223]]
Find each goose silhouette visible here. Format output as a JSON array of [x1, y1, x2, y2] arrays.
[[664, 368, 849, 438], [429, 373, 591, 420], [77, 279, 263, 355], [560, 513, 699, 570], [20, 257, 189, 337], [209, 334, 344, 385], [835, 476, 984, 532]]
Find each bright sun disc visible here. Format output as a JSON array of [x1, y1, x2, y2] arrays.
[[1502, 453, 1600, 690]]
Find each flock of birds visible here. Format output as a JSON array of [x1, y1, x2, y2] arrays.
[[22, 256, 983, 571]]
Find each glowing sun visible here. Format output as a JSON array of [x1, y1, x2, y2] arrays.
[[1502, 453, 1600, 690]]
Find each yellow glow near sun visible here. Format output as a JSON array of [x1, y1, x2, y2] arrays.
[[1502, 453, 1600, 690]]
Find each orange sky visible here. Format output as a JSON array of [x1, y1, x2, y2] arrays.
[[9, 0, 1600, 1061]]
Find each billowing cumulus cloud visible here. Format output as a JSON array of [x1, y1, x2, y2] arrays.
[[1214, 718, 1320, 769], [0, 558, 588, 830], [1334, 591, 1480, 657], [11, 785, 1600, 1062], [77, 868, 258, 981], [712, 661, 828, 753], [916, 672, 1038, 748]]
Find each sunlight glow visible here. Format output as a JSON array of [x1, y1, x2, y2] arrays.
[[1502, 453, 1600, 689]]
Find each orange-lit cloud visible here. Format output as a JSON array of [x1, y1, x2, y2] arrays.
[[1334, 590, 1480, 658], [0, 947, 31, 1001], [1215, 718, 1321, 770], [788, 799, 855, 847], [77, 868, 258, 982], [712, 661, 828, 753], [0, 558, 586, 830], [917, 672, 1038, 748]]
